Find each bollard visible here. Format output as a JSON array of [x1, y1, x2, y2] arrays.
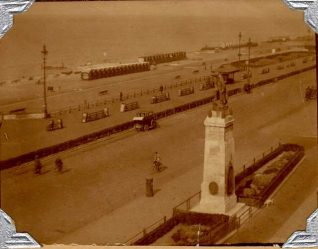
[[57, 119, 63, 129], [146, 177, 154, 197], [120, 103, 126, 112], [104, 107, 109, 116], [82, 113, 88, 123]]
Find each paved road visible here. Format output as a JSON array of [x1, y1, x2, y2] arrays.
[[0, 50, 315, 160], [1, 69, 316, 245]]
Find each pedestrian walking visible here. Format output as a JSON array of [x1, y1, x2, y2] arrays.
[[3, 132, 8, 141], [55, 157, 63, 173], [159, 85, 164, 93], [34, 155, 42, 175]]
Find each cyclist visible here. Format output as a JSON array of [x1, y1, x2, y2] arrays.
[[153, 152, 161, 172]]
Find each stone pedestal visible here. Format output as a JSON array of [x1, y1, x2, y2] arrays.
[[198, 107, 237, 214]]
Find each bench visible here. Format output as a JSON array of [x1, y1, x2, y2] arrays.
[[200, 81, 214, 91], [99, 90, 108, 96], [179, 87, 194, 96], [151, 92, 170, 104], [47, 119, 64, 131], [120, 101, 139, 112], [9, 108, 26, 114], [82, 108, 110, 123]]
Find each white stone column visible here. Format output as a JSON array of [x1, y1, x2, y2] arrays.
[[199, 109, 237, 214]]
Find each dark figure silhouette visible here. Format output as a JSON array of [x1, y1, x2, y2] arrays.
[[34, 156, 42, 175], [55, 158, 63, 173]]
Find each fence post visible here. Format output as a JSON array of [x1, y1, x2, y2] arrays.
[[163, 216, 167, 223], [187, 199, 190, 210], [238, 216, 241, 229]]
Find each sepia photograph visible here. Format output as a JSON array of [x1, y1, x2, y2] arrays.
[[0, 0, 317, 247]]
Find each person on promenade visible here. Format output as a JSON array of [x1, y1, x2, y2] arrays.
[[159, 85, 164, 93], [34, 155, 42, 175], [55, 157, 64, 173]]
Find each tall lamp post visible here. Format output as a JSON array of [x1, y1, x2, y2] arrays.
[[247, 37, 252, 86], [41, 45, 49, 118], [238, 32, 242, 64]]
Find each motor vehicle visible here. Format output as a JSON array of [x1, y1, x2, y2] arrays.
[[133, 111, 157, 131]]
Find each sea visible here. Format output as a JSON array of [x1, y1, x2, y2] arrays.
[[0, 0, 311, 81]]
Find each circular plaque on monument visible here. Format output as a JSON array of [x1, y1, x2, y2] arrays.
[[209, 182, 218, 195]]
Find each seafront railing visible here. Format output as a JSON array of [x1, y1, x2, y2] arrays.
[[0, 63, 315, 169]]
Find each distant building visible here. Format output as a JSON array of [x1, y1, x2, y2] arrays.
[[139, 51, 186, 65], [216, 64, 240, 84], [267, 36, 291, 43], [79, 61, 150, 80]]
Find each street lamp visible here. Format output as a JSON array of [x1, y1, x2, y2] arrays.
[[247, 37, 252, 86], [41, 45, 49, 118], [238, 32, 242, 63]]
